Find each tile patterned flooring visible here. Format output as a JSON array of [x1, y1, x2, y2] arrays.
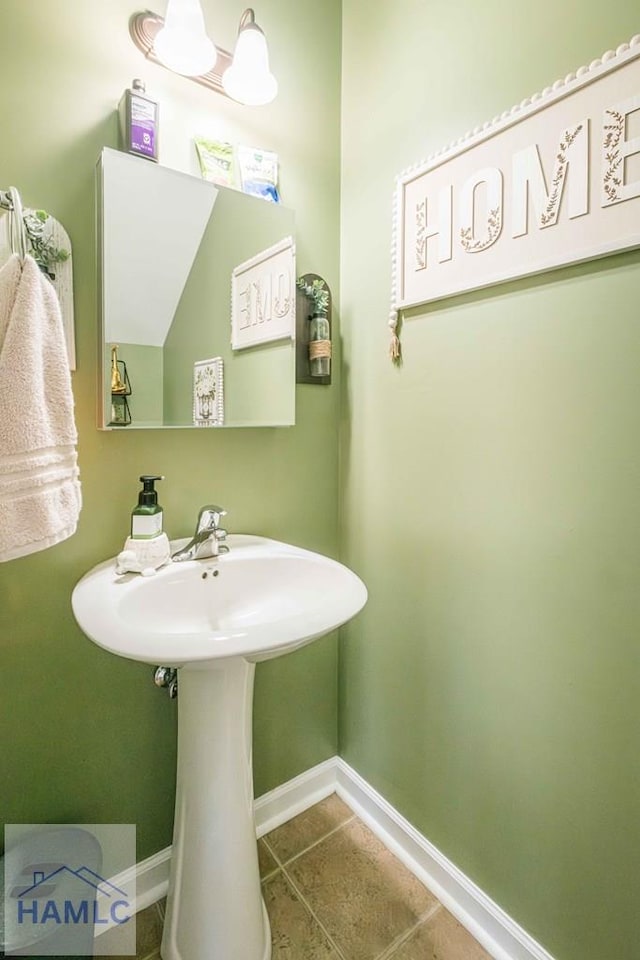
[[95, 794, 493, 960]]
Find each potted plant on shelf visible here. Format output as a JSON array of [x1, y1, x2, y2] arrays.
[[296, 276, 331, 378]]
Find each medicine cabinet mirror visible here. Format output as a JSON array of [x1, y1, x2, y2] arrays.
[[97, 147, 296, 429]]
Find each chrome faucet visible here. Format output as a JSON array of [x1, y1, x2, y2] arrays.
[[172, 505, 229, 562]]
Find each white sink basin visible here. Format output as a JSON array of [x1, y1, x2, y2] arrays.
[[72, 533, 367, 960], [72, 534, 367, 665]]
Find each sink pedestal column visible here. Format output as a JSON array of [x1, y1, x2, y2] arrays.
[[160, 658, 270, 960]]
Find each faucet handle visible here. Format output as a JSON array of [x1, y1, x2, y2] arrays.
[[196, 504, 227, 533]]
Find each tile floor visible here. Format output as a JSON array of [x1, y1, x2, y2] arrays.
[[94, 793, 493, 960]]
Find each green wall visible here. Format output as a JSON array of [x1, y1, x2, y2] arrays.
[[339, 4, 640, 960], [0, 0, 342, 860], [115, 343, 163, 426], [3, 2, 639, 957]]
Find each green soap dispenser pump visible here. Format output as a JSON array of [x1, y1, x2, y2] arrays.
[[131, 475, 164, 540]]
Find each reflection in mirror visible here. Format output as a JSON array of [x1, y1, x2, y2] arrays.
[[97, 148, 296, 428]]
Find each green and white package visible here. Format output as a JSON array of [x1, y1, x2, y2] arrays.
[[237, 145, 280, 203], [194, 138, 236, 187]]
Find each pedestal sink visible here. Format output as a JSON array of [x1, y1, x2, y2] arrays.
[[71, 535, 367, 960]]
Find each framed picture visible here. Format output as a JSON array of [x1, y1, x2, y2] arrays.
[[388, 35, 640, 358], [231, 235, 295, 350], [193, 357, 224, 426]]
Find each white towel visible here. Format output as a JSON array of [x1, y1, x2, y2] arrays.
[[0, 253, 81, 561]]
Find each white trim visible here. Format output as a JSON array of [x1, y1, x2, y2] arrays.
[[333, 759, 555, 960], [99, 757, 556, 960], [253, 756, 338, 837], [94, 845, 172, 937]]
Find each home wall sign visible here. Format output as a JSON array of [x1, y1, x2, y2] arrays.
[[231, 235, 295, 350], [389, 35, 640, 358]]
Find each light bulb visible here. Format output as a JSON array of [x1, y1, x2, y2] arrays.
[[154, 0, 217, 76], [222, 9, 277, 106]]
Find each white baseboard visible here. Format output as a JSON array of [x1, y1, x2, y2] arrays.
[[101, 756, 555, 960], [129, 845, 173, 913], [333, 759, 555, 960], [94, 845, 172, 936], [254, 756, 337, 837]]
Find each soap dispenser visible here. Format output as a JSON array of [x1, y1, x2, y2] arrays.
[[131, 475, 164, 539], [116, 475, 171, 576]]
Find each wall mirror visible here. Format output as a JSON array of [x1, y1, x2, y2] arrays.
[[97, 148, 296, 429]]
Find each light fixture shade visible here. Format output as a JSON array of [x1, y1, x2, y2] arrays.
[[154, 0, 217, 76], [222, 9, 277, 106]]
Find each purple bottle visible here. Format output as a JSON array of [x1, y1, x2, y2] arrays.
[[118, 79, 159, 162]]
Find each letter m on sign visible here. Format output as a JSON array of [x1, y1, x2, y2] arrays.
[[512, 123, 588, 236]]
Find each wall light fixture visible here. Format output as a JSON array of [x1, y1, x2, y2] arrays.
[[130, 5, 277, 106]]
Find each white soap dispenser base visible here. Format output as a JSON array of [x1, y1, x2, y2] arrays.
[[115, 532, 171, 576]]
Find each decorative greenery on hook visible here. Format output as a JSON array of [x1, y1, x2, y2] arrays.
[[296, 276, 329, 316], [23, 209, 70, 280]]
